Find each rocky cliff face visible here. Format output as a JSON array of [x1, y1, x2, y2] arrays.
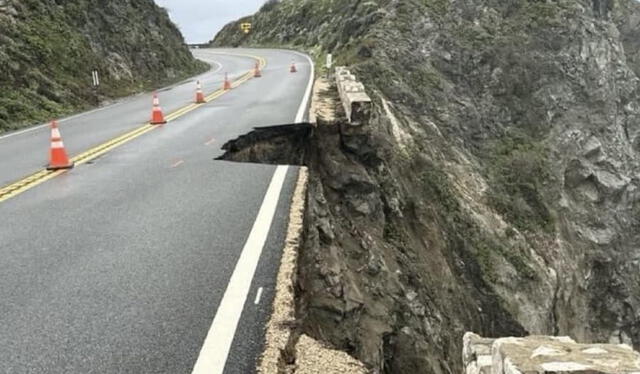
[[214, 0, 640, 373], [0, 0, 206, 132]]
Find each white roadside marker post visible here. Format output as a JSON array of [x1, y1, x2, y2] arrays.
[[91, 69, 100, 105]]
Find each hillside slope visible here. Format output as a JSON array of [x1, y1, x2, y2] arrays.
[[0, 0, 207, 132], [214, 0, 640, 373]]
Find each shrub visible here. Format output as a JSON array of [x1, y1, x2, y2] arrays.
[[260, 0, 279, 12], [486, 130, 554, 233]]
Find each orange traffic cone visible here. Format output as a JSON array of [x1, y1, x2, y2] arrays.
[[290, 61, 297, 73], [254, 62, 262, 78], [223, 73, 232, 90], [196, 81, 206, 104], [150, 93, 167, 125], [47, 121, 74, 170]]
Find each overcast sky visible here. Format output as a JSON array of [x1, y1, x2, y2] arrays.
[[154, 0, 266, 43]]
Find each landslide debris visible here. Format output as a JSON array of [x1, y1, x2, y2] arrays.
[[0, 0, 207, 132], [214, 0, 640, 373]]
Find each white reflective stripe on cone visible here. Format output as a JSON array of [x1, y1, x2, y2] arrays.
[[51, 141, 64, 148], [51, 128, 61, 138]]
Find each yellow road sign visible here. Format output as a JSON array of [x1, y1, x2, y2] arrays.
[[240, 22, 252, 34]]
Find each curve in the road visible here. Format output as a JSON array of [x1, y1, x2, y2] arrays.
[[0, 54, 267, 204], [0, 48, 315, 374]]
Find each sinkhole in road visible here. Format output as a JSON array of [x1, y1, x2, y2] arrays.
[[216, 123, 313, 166]]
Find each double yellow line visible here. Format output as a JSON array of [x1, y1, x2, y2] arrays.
[[0, 55, 267, 204]]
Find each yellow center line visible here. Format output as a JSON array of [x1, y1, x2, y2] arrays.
[[0, 54, 268, 204], [163, 56, 267, 122]]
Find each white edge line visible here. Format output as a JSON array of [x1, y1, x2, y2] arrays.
[[191, 166, 289, 374], [0, 103, 122, 141], [197, 49, 315, 123], [209, 60, 223, 74], [196, 49, 314, 123], [292, 51, 315, 123], [254, 287, 264, 305], [194, 50, 261, 82], [191, 50, 312, 373]]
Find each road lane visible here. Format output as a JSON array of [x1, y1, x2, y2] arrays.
[[0, 52, 255, 187], [0, 48, 313, 373]]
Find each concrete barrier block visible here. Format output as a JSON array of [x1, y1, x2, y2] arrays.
[[463, 332, 495, 366], [485, 335, 640, 373], [334, 66, 372, 125]]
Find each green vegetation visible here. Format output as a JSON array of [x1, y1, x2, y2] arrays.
[[0, 0, 207, 132], [210, 0, 640, 371], [422, 0, 450, 16], [260, 0, 280, 13], [212, 0, 559, 268], [418, 160, 537, 284], [485, 130, 555, 233]]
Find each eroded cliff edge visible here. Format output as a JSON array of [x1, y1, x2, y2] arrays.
[[214, 1, 640, 372]]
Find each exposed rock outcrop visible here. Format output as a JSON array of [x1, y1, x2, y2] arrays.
[[214, 0, 640, 373]]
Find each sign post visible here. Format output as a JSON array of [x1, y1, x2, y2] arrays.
[[240, 22, 252, 34]]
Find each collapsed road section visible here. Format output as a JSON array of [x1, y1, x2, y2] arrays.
[[217, 67, 375, 373]]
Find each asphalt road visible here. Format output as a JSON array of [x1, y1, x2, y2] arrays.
[[0, 51, 255, 187], [0, 48, 313, 373]]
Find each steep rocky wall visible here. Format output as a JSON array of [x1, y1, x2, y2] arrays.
[[214, 0, 640, 373], [616, 0, 640, 76], [0, 0, 207, 132]]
